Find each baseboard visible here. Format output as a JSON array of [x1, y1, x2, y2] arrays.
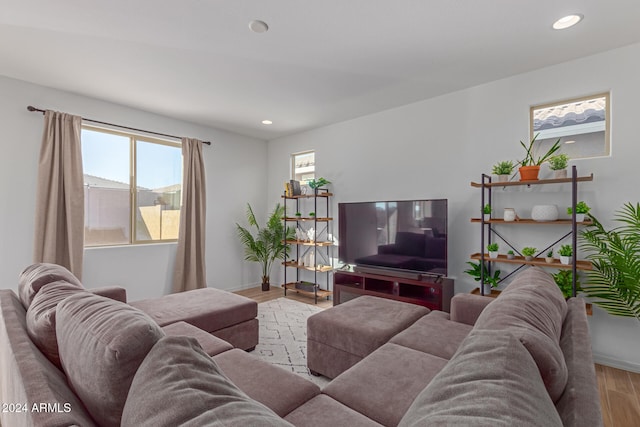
[[221, 282, 261, 293], [593, 353, 640, 373]]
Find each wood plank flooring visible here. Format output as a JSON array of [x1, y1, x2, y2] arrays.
[[236, 285, 640, 427]]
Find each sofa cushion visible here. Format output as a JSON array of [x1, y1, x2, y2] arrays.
[[121, 336, 293, 427], [56, 292, 165, 427], [474, 267, 568, 402], [214, 348, 320, 417], [324, 343, 448, 427], [18, 263, 83, 308], [26, 280, 85, 368], [398, 329, 563, 427], [284, 395, 383, 427], [162, 320, 233, 356], [390, 311, 472, 359]]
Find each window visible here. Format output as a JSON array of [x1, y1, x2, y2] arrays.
[[82, 126, 182, 247], [530, 93, 610, 159], [291, 151, 315, 184]]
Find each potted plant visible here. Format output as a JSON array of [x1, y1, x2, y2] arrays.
[[492, 160, 515, 182], [580, 203, 640, 320], [308, 177, 331, 193], [567, 201, 590, 222], [518, 133, 561, 181], [483, 204, 491, 221], [558, 244, 573, 265], [464, 261, 501, 295], [548, 154, 569, 178], [545, 249, 554, 264], [294, 211, 302, 219], [487, 242, 499, 259], [522, 246, 537, 261], [552, 270, 582, 299], [309, 212, 316, 217], [236, 203, 295, 291], [507, 249, 515, 260]]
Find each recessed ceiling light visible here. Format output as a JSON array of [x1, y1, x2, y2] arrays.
[[564, 140, 576, 144], [249, 20, 269, 33], [261, 120, 273, 125], [553, 14, 583, 30]]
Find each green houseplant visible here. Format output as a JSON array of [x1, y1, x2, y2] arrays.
[[545, 249, 554, 263], [548, 154, 569, 178], [558, 244, 573, 265], [507, 249, 515, 260], [492, 160, 515, 182], [580, 203, 640, 321], [483, 204, 491, 221], [464, 261, 501, 293], [236, 203, 295, 291], [522, 246, 537, 261], [518, 133, 561, 181], [552, 270, 582, 299], [487, 243, 499, 258], [568, 201, 591, 222], [308, 177, 331, 191]]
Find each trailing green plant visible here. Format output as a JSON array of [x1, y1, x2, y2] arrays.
[[487, 243, 499, 252], [522, 247, 537, 257], [580, 203, 640, 321], [518, 133, 562, 166], [236, 203, 295, 288], [548, 154, 569, 170], [483, 204, 491, 215], [558, 244, 573, 257], [492, 160, 515, 175], [308, 177, 331, 190], [552, 270, 582, 299], [464, 261, 501, 288], [567, 201, 591, 215]]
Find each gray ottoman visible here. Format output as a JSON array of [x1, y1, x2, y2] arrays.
[[307, 296, 430, 379]]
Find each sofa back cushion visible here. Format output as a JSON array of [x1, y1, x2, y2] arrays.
[[56, 292, 164, 427], [18, 263, 83, 308], [398, 329, 563, 427], [121, 335, 293, 427], [474, 267, 568, 402], [26, 281, 86, 368]]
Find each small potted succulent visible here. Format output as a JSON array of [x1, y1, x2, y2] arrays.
[[309, 212, 316, 218], [548, 154, 569, 178], [545, 249, 554, 264], [558, 244, 573, 265], [567, 201, 590, 222], [487, 243, 499, 259], [492, 160, 515, 182], [522, 247, 537, 261], [483, 204, 492, 221], [506, 249, 515, 260], [294, 211, 302, 219]]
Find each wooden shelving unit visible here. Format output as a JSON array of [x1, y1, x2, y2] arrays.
[[469, 253, 592, 271], [470, 174, 593, 188]]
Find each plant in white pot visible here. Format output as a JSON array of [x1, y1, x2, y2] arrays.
[[492, 160, 515, 182], [558, 244, 573, 265], [483, 204, 492, 221], [487, 242, 499, 259], [548, 154, 569, 178], [567, 201, 591, 222], [522, 246, 537, 261]]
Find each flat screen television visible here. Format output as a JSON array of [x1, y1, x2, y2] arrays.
[[338, 199, 447, 276]]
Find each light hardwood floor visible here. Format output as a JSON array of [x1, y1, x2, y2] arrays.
[[236, 285, 640, 427]]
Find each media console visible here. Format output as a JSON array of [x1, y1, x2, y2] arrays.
[[333, 269, 454, 312]]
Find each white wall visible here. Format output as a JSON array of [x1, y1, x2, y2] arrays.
[[267, 43, 640, 371], [0, 76, 267, 302]]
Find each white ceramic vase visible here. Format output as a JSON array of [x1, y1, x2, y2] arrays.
[[560, 255, 571, 265]]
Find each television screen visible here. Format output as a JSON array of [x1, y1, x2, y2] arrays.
[[338, 199, 447, 276]]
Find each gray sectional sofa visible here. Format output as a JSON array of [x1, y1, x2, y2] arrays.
[[0, 264, 602, 426]]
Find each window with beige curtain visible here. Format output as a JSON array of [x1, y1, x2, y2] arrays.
[[81, 126, 183, 246]]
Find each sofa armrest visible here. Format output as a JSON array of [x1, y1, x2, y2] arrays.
[[89, 286, 127, 303], [449, 293, 494, 326]]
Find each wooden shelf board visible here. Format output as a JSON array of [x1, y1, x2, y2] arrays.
[[284, 240, 333, 246], [282, 282, 332, 298], [471, 218, 593, 225], [282, 261, 333, 272], [284, 217, 332, 222], [470, 174, 593, 188], [470, 253, 593, 270], [282, 192, 333, 199]]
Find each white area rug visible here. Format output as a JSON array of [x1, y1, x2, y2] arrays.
[[256, 298, 330, 387]]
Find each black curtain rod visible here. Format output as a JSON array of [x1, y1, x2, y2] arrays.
[[27, 106, 211, 145]]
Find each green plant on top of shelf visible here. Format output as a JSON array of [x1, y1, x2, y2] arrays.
[[483, 204, 491, 215], [308, 177, 331, 190], [522, 247, 537, 257], [309, 212, 315, 217], [507, 250, 514, 255], [567, 201, 591, 215], [492, 160, 515, 175], [518, 133, 562, 167], [548, 154, 569, 171], [464, 261, 501, 288], [558, 244, 573, 257], [294, 212, 302, 217], [552, 270, 582, 299], [487, 243, 499, 252]]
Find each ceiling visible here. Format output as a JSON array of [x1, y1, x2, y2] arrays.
[[2, 1, 640, 140]]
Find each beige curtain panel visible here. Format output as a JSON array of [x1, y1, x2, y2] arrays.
[[33, 110, 84, 279], [173, 137, 207, 293]]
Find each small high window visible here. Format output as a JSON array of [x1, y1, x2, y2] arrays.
[[291, 151, 315, 184], [530, 93, 610, 159]]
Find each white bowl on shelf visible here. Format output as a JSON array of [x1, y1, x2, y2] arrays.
[[531, 205, 559, 222]]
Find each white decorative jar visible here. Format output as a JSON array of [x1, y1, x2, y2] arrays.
[[503, 208, 516, 222], [531, 205, 559, 222]]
